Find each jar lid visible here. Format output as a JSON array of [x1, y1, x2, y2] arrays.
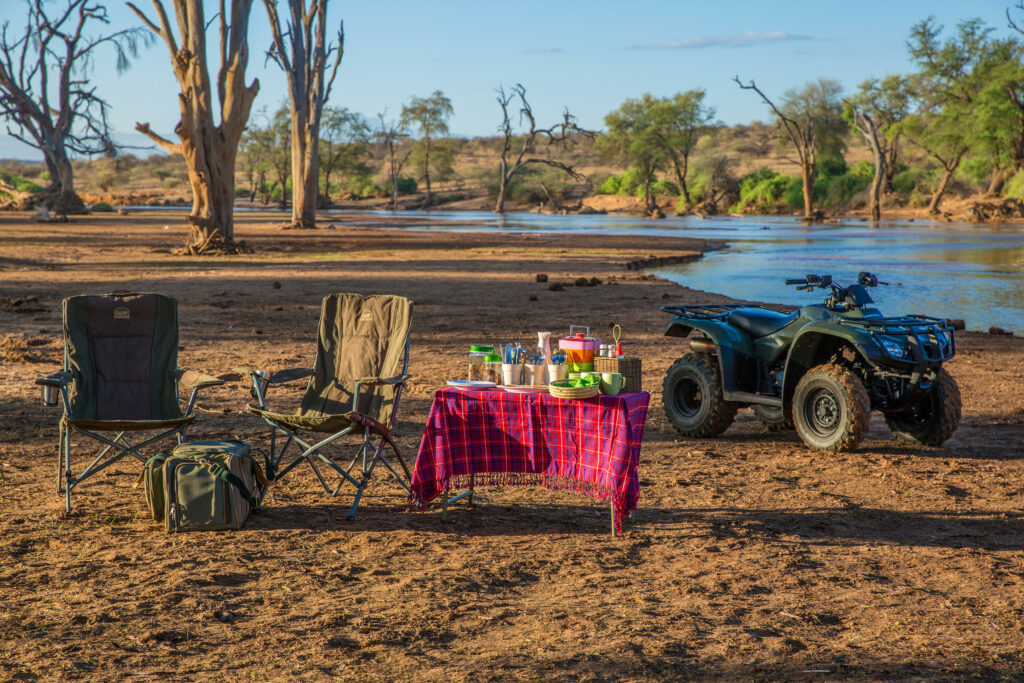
[[484, 353, 502, 362], [470, 345, 494, 353]]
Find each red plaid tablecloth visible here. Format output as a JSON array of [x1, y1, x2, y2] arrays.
[[409, 388, 650, 532]]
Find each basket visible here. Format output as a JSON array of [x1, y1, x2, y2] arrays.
[[594, 356, 642, 393], [548, 382, 600, 400]]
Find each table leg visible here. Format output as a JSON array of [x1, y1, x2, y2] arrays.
[[441, 491, 448, 521], [611, 500, 617, 536]]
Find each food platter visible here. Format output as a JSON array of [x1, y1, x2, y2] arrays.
[[447, 380, 497, 390]]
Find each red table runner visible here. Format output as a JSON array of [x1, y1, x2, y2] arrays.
[[409, 387, 650, 533]]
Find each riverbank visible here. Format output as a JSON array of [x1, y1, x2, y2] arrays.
[[2, 211, 1023, 680]]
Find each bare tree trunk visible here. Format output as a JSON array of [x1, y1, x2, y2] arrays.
[[264, 0, 342, 229], [801, 164, 814, 218], [45, 148, 85, 214], [422, 137, 432, 207], [928, 166, 956, 214], [496, 157, 508, 213], [128, 0, 259, 254], [986, 161, 1007, 197], [670, 156, 691, 206], [845, 102, 886, 221]]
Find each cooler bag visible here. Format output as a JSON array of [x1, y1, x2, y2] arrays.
[[144, 440, 269, 532]]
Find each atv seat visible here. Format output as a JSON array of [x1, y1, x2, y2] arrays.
[[727, 308, 798, 338]]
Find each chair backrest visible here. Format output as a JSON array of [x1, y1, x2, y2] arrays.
[[63, 293, 182, 421], [299, 293, 412, 427]]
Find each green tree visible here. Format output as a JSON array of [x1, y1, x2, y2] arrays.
[[900, 17, 1006, 213], [735, 77, 846, 218], [599, 94, 668, 214], [649, 90, 716, 206], [318, 107, 371, 201], [400, 90, 454, 206], [851, 76, 913, 192]]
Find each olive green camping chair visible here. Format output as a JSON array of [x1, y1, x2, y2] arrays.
[[35, 293, 225, 513], [238, 293, 413, 520]]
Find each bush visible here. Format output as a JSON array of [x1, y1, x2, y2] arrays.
[[850, 160, 874, 180], [616, 168, 644, 196], [1002, 169, 1024, 198], [645, 178, 680, 198], [892, 168, 927, 194], [730, 167, 794, 212], [598, 175, 621, 195], [0, 172, 44, 193], [395, 177, 417, 195], [92, 202, 114, 212], [819, 172, 869, 207], [783, 176, 805, 208], [345, 175, 384, 198], [234, 186, 249, 197]]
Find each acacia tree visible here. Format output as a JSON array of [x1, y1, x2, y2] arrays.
[[127, 0, 260, 254], [493, 84, 591, 213], [600, 94, 668, 215], [900, 18, 999, 213], [735, 76, 845, 218], [0, 0, 148, 213], [375, 112, 411, 210], [851, 76, 912, 192], [319, 106, 370, 202], [649, 90, 716, 207], [263, 0, 342, 229], [400, 90, 453, 206]]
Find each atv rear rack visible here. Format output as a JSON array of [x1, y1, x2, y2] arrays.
[[660, 304, 786, 321], [839, 315, 956, 363]]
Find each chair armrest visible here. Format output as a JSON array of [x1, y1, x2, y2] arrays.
[[355, 373, 412, 386], [176, 370, 226, 390], [35, 371, 71, 387], [229, 366, 313, 384]]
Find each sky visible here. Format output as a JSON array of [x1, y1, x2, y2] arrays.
[[0, 0, 1019, 160]]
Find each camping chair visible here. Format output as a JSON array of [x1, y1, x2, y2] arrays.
[[237, 293, 413, 520], [35, 293, 225, 513]]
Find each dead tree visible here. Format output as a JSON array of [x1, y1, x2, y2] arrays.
[[844, 100, 886, 220], [494, 84, 592, 213], [0, 0, 148, 214], [127, 0, 260, 254], [375, 113, 411, 210], [263, 0, 342, 229]]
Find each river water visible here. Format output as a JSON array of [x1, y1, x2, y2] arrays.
[[133, 206, 1024, 333], [323, 210, 1024, 334]]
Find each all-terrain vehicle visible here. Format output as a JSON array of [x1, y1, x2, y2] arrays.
[[661, 273, 962, 451]]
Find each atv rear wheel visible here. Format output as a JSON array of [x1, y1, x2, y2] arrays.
[[883, 368, 961, 447], [792, 363, 870, 452], [662, 353, 738, 437], [752, 404, 794, 432]]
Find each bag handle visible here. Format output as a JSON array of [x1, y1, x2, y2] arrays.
[[205, 462, 259, 509]]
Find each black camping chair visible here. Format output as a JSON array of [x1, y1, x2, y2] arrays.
[[35, 293, 224, 513]]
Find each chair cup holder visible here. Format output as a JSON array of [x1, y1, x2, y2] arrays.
[[41, 384, 58, 406]]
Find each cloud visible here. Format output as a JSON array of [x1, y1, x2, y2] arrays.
[[525, 46, 563, 54], [624, 31, 814, 50]]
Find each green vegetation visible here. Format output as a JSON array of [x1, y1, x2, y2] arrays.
[[92, 202, 114, 212]]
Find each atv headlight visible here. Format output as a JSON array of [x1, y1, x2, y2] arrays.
[[880, 339, 907, 358]]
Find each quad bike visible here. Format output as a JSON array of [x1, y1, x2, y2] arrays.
[[660, 273, 962, 451]]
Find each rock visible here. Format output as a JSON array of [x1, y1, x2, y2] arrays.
[[588, 277, 601, 286], [548, 283, 563, 292], [272, 281, 282, 289], [528, 295, 538, 301], [574, 277, 589, 287], [253, 329, 262, 335], [945, 319, 966, 330], [117, 208, 130, 216], [988, 326, 1013, 336], [536, 274, 548, 283]]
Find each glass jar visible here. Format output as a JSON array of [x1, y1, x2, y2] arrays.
[[484, 353, 502, 384], [468, 345, 494, 381]]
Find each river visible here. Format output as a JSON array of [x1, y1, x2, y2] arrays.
[[321, 209, 1024, 334]]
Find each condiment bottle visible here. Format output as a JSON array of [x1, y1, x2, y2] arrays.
[[468, 345, 494, 381], [484, 352, 503, 384]]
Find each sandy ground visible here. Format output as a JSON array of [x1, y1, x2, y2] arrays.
[[1, 209, 1023, 681]]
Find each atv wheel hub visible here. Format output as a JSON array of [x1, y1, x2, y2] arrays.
[[674, 377, 703, 417], [806, 388, 840, 435]]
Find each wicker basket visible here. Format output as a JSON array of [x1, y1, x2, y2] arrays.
[[594, 356, 643, 393], [548, 382, 600, 400]]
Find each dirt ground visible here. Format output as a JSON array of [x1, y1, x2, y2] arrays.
[[1, 210, 1023, 682]]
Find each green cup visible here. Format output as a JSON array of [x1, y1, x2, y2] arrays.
[[600, 372, 624, 396]]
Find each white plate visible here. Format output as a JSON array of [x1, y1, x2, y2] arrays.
[[501, 385, 548, 394], [447, 380, 497, 390]]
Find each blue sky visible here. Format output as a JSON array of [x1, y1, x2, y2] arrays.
[[0, 0, 1018, 159]]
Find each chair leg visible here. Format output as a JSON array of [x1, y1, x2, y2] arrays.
[[56, 422, 65, 493], [64, 429, 72, 514]]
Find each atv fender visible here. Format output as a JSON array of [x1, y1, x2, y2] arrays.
[[665, 319, 757, 394], [781, 325, 887, 411]]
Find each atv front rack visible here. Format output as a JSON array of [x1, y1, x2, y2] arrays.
[[660, 304, 786, 321], [839, 315, 956, 363]]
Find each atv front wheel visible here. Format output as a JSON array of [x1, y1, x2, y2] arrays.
[[883, 368, 962, 447], [752, 404, 794, 432], [662, 353, 738, 437], [792, 363, 870, 452]]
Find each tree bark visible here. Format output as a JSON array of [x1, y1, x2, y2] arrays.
[[128, 0, 259, 254], [45, 147, 85, 214], [986, 162, 1007, 197], [928, 166, 956, 214], [801, 164, 814, 218]]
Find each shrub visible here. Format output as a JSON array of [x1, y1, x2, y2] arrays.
[[598, 175, 621, 195], [0, 172, 44, 193], [730, 167, 794, 212], [234, 186, 249, 197], [850, 160, 874, 180], [395, 177, 417, 194], [92, 202, 114, 212], [1002, 169, 1024, 198], [783, 176, 805, 208], [645, 178, 680, 198], [616, 168, 644, 196], [892, 168, 926, 194], [820, 172, 869, 207]]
